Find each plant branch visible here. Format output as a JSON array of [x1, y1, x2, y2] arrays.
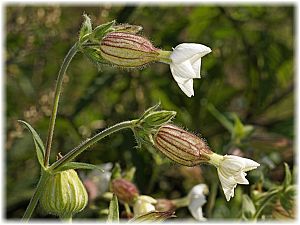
[[22, 171, 51, 221], [49, 120, 137, 171], [44, 42, 79, 167]]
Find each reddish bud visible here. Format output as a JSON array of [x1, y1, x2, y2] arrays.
[[111, 178, 139, 204]]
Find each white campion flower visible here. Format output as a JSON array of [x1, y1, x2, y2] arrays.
[[133, 195, 157, 217], [209, 153, 260, 201], [187, 184, 208, 221], [168, 43, 211, 97]]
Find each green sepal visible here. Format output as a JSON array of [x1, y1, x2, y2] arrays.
[[53, 162, 104, 174], [79, 14, 93, 42], [82, 47, 108, 68], [129, 211, 175, 223], [18, 120, 45, 169], [113, 24, 143, 34], [107, 194, 119, 223], [111, 163, 122, 180], [93, 20, 116, 40], [138, 103, 161, 122]]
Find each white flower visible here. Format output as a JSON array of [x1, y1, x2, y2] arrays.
[[211, 154, 260, 201], [187, 184, 208, 221], [133, 195, 157, 217], [169, 43, 211, 97]]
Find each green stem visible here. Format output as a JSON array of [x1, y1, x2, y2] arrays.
[[49, 120, 137, 171], [22, 171, 51, 221], [171, 196, 189, 208], [44, 42, 79, 167]]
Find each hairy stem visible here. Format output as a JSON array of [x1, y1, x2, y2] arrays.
[[22, 171, 51, 221], [49, 120, 137, 171], [44, 42, 79, 167]]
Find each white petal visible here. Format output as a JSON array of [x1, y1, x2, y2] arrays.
[[170, 61, 197, 79], [234, 171, 249, 185], [190, 55, 202, 78], [188, 198, 206, 221], [171, 43, 212, 64], [178, 79, 194, 97], [188, 184, 208, 197], [242, 158, 260, 171], [217, 168, 237, 201]]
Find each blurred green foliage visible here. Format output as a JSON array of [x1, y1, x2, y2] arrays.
[[5, 5, 294, 220]]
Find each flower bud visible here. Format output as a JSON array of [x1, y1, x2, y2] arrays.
[[40, 169, 88, 217], [154, 124, 212, 166], [99, 32, 160, 67], [155, 199, 176, 212], [111, 178, 139, 204], [133, 195, 157, 217]]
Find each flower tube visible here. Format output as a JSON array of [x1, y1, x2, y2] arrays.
[[153, 124, 260, 201]]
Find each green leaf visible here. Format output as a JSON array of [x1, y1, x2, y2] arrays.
[[283, 162, 292, 188], [129, 211, 175, 223], [93, 20, 116, 39], [53, 162, 104, 173], [111, 163, 122, 180], [107, 194, 119, 223], [207, 103, 233, 132], [18, 120, 45, 169], [279, 185, 295, 215], [241, 194, 256, 219], [79, 14, 93, 41]]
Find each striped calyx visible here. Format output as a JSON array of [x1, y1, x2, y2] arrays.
[[154, 125, 212, 166], [99, 32, 160, 67], [40, 169, 88, 218]]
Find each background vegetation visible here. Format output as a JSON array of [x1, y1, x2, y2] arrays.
[[5, 5, 295, 220]]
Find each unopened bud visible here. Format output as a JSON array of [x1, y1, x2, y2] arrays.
[[154, 125, 212, 166], [99, 32, 160, 67], [155, 199, 176, 212], [111, 178, 139, 204], [40, 170, 88, 218]]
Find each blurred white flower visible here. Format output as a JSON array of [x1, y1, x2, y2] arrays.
[[210, 154, 260, 201], [82, 163, 112, 201], [133, 195, 157, 217], [187, 184, 208, 221], [169, 43, 211, 97]]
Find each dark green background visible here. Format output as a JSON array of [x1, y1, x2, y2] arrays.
[[6, 5, 294, 220]]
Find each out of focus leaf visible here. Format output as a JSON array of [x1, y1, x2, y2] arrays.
[[107, 194, 119, 223]]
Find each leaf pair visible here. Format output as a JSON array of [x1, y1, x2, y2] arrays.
[[18, 120, 103, 173]]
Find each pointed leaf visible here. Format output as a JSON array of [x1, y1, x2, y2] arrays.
[[18, 120, 45, 168], [79, 14, 93, 41], [107, 194, 119, 223], [111, 163, 122, 180], [113, 24, 143, 34], [93, 20, 116, 39], [53, 162, 104, 173], [283, 162, 292, 188]]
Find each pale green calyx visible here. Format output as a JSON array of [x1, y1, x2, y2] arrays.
[[40, 169, 88, 218]]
